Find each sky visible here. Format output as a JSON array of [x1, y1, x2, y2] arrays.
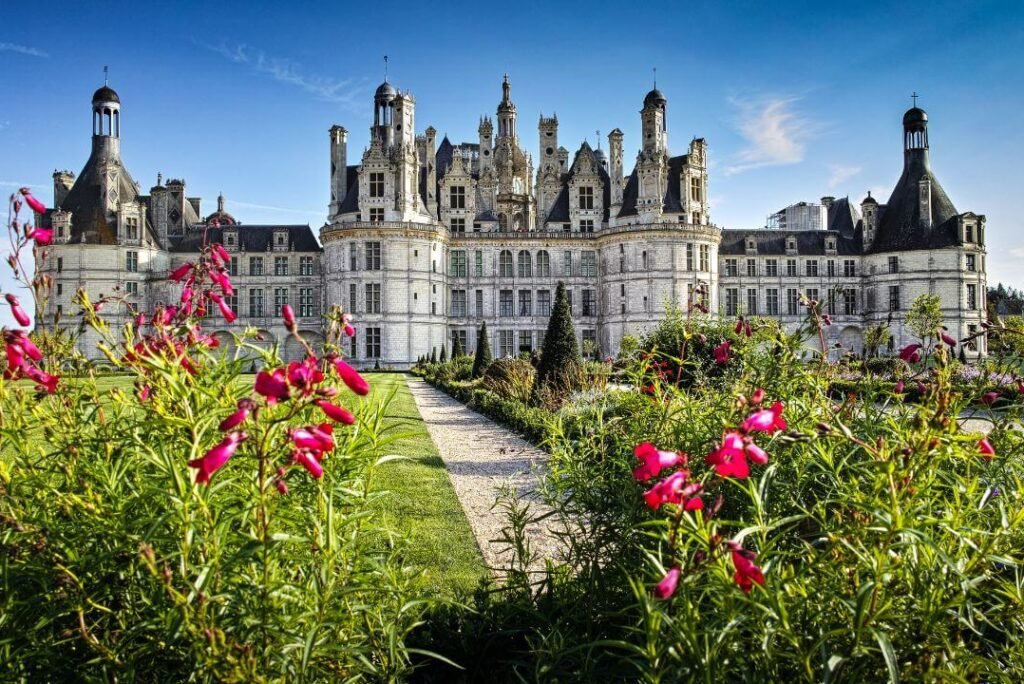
[[2, 0, 1023, 325]]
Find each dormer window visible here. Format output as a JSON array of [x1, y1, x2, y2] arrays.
[[746, 239, 755, 251], [579, 187, 594, 210], [450, 186, 466, 209], [965, 224, 974, 243], [224, 230, 237, 249], [827, 239, 836, 251]]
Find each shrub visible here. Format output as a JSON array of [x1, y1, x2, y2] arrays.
[[472, 321, 493, 378], [531, 281, 581, 404], [451, 333, 464, 358], [482, 357, 536, 404]]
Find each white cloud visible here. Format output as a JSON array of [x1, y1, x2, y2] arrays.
[[827, 164, 861, 190], [205, 43, 360, 108], [0, 42, 48, 58], [1009, 247, 1024, 259], [725, 96, 813, 175]]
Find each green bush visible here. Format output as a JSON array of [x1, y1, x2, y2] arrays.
[[482, 357, 536, 404]]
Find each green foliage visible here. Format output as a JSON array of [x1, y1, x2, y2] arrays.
[[531, 281, 581, 404], [439, 345, 447, 364], [863, 323, 892, 358], [906, 293, 944, 344], [430, 347, 437, 364], [451, 333, 464, 358], [482, 357, 536, 404], [472, 321, 493, 379]]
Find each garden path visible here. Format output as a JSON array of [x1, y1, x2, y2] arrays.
[[404, 376, 562, 575]]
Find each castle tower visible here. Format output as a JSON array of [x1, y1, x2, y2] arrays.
[[537, 115, 560, 219], [608, 128, 624, 213], [92, 83, 123, 217], [478, 116, 494, 172], [329, 125, 348, 217], [641, 87, 667, 155], [497, 74, 517, 140], [860, 191, 878, 247], [372, 79, 397, 147], [635, 88, 669, 221]]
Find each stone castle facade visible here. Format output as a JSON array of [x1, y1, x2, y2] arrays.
[[37, 79, 988, 367]]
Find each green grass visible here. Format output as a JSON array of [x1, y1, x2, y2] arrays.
[[361, 373, 488, 597]]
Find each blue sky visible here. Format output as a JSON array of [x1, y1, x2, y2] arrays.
[[2, 0, 1023, 325]]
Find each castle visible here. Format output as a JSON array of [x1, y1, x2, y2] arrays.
[[36, 78, 988, 367]]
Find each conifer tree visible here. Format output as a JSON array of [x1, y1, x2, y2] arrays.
[[430, 347, 437, 364], [532, 281, 581, 402], [452, 333, 465, 358], [439, 345, 448, 363], [472, 322, 493, 378]]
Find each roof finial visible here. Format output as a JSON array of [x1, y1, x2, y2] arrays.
[[218, 192, 225, 212], [384, 55, 389, 83], [103, 65, 109, 86], [596, 130, 601, 149], [911, 91, 919, 107], [653, 66, 657, 89]]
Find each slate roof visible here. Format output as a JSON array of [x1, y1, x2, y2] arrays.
[[336, 165, 361, 214], [718, 228, 861, 256], [616, 154, 689, 218], [869, 152, 960, 253], [169, 225, 322, 253], [543, 144, 612, 224]]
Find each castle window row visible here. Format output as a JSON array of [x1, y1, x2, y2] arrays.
[[721, 257, 857, 279], [448, 249, 597, 279], [723, 286, 859, 317]]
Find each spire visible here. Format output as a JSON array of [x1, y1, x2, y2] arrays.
[[384, 54, 389, 83], [218, 193, 225, 212], [653, 66, 657, 89], [104, 65, 109, 86], [501, 73, 511, 104]]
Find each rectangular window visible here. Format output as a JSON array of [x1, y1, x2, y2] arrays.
[[518, 290, 532, 316], [786, 258, 797, 277], [537, 290, 551, 316], [474, 250, 483, 277], [450, 185, 466, 209], [967, 284, 977, 310], [350, 245, 358, 271], [724, 259, 738, 277], [805, 260, 819, 277], [888, 285, 900, 311], [765, 259, 778, 276], [806, 288, 819, 307], [499, 330, 515, 358], [518, 330, 532, 353], [536, 251, 551, 277], [746, 259, 756, 277], [827, 289, 837, 315], [966, 225, 974, 243], [746, 288, 758, 315], [228, 257, 238, 276], [499, 251, 514, 277], [581, 251, 597, 277], [582, 289, 596, 316], [578, 186, 594, 210], [690, 177, 702, 202], [766, 288, 779, 315], [449, 250, 467, 277], [249, 288, 264, 318], [365, 283, 381, 314], [518, 252, 532, 278], [299, 256, 314, 276], [249, 256, 263, 276], [57, 283, 63, 296], [125, 217, 138, 240], [299, 288, 315, 317], [966, 254, 976, 272], [827, 260, 836, 277], [888, 256, 899, 274], [369, 207, 384, 222], [365, 327, 381, 358], [499, 290, 514, 317], [567, 289, 574, 314], [349, 283, 357, 313], [57, 257, 64, 273], [562, 251, 572, 277], [699, 245, 709, 271], [451, 289, 467, 317], [450, 217, 466, 234], [475, 289, 484, 317], [126, 250, 138, 273], [125, 281, 138, 297], [365, 242, 381, 270], [274, 287, 289, 314], [843, 289, 857, 315], [725, 288, 739, 316], [579, 219, 594, 233], [786, 288, 799, 315], [686, 244, 694, 271], [843, 259, 856, 277], [369, 172, 385, 198], [274, 256, 288, 276]]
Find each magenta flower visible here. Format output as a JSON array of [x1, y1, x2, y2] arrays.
[[189, 432, 247, 484], [213, 243, 231, 265], [342, 313, 356, 337], [6, 294, 31, 327], [24, 365, 58, 393], [138, 385, 151, 402], [643, 471, 702, 510], [169, 263, 193, 282], [940, 330, 957, 347], [293, 450, 324, 478], [734, 318, 744, 334], [981, 392, 1000, 406], [276, 479, 289, 495], [894, 380, 905, 394], [19, 188, 46, 214], [282, 303, 296, 329], [729, 544, 765, 593], [713, 340, 730, 365], [5, 343, 25, 371], [7, 331, 42, 361], [218, 403, 251, 431], [632, 442, 686, 482], [207, 291, 236, 324], [653, 565, 681, 600], [254, 368, 290, 403], [287, 357, 324, 394], [30, 227, 53, 246], [899, 343, 923, 363], [318, 399, 355, 425], [750, 387, 765, 405], [331, 356, 370, 396], [978, 438, 996, 461], [741, 401, 786, 434], [706, 431, 750, 479], [744, 440, 769, 465]]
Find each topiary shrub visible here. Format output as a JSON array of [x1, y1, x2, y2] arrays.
[[531, 281, 581, 405], [472, 321, 493, 379]]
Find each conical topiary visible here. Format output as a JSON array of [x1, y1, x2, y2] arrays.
[[532, 281, 581, 403], [439, 345, 448, 363], [472, 321, 493, 378], [452, 333, 465, 358], [430, 347, 437, 364]]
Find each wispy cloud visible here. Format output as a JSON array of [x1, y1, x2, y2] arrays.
[[0, 42, 48, 58], [205, 42, 361, 108], [1010, 247, 1024, 259], [725, 96, 815, 175], [228, 199, 323, 217], [827, 164, 861, 190]]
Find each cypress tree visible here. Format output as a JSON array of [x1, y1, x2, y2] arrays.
[[452, 333, 465, 358], [439, 345, 448, 363], [532, 281, 581, 402], [430, 347, 437, 364], [472, 321, 493, 378]]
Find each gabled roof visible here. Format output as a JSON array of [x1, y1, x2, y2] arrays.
[[617, 154, 689, 218], [543, 143, 612, 224], [870, 153, 960, 253], [170, 224, 322, 253]]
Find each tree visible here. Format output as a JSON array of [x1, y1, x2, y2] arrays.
[[430, 347, 437, 364], [863, 323, 892, 358], [451, 334, 464, 358], [531, 281, 581, 403], [439, 345, 448, 363], [472, 322, 493, 378], [906, 294, 944, 346]]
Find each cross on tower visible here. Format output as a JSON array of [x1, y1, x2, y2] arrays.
[[384, 55, 388, 82], [653, 67, 657, 88], [103, 65, 109, 86], [912, 91, 919, 107]]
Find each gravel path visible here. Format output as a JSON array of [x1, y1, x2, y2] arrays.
[[404, 377, 562, 575]]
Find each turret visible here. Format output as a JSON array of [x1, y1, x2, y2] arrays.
[[52, 170, 75, 207], [497, 74, 517, 140], [641, 87, 667, 155], [860, 191, 878, 247], [538, 114, 558, 171], [478, 116, 494, 172], [329, 125, 348, 217], [608, 129, 624, 213], [423, 126, 438, 217], [91, 83, 122, 216], [372, 80, 397, 147]]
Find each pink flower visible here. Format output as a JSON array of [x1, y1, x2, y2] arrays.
[[19, 188, 46, 214], [276, 479, 289, 495], [310, 423, 335, 451], [254, 368, 290, 403], [744, 440, 769, 465], [706, 431, 750, 479], [318, 400, 355, 425], [734, 318, 744, 334], [290, 427, 332, 452], [713, 341, 730, 365], [287, 357, 324, 394], [282, 304, 296, 329], [643, 471, 702, 510], [633, 442, 686, 482], [978, 438, 996, 461], [6, 331, 42, 361], [894, 380, 905, 394], [899, 343, 923, 363], [24, 365, 58, 393], [741, 401, 786, 434], [218, 402, 251, 431], [981, 392, 999, 406], [940, 331, 957, 347], [30, 227, 53, 246], [654, 566, 681, 600], [207, 291, 236, 323], [189, 432, 247, 484], [213, 243, 231, 265], [293, 450, 324, 478], [750, 388, 765, 405], [209, 270, 234, 297], [331, 356, 370, 396], [342, 313, 355, 337], [730, 544, 765, 593], [169, 263, 193, 282], [138, 385, 151, 402], [6, 294, 31, 327], [5, 343, 25, 371]]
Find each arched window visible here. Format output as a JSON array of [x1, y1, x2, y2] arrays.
[[513, 212, 523, 232], [536, 250, 551, 277], [499, 250, 514, 278], [517, 250, 532, 278], [498, 213, 508, 232]]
